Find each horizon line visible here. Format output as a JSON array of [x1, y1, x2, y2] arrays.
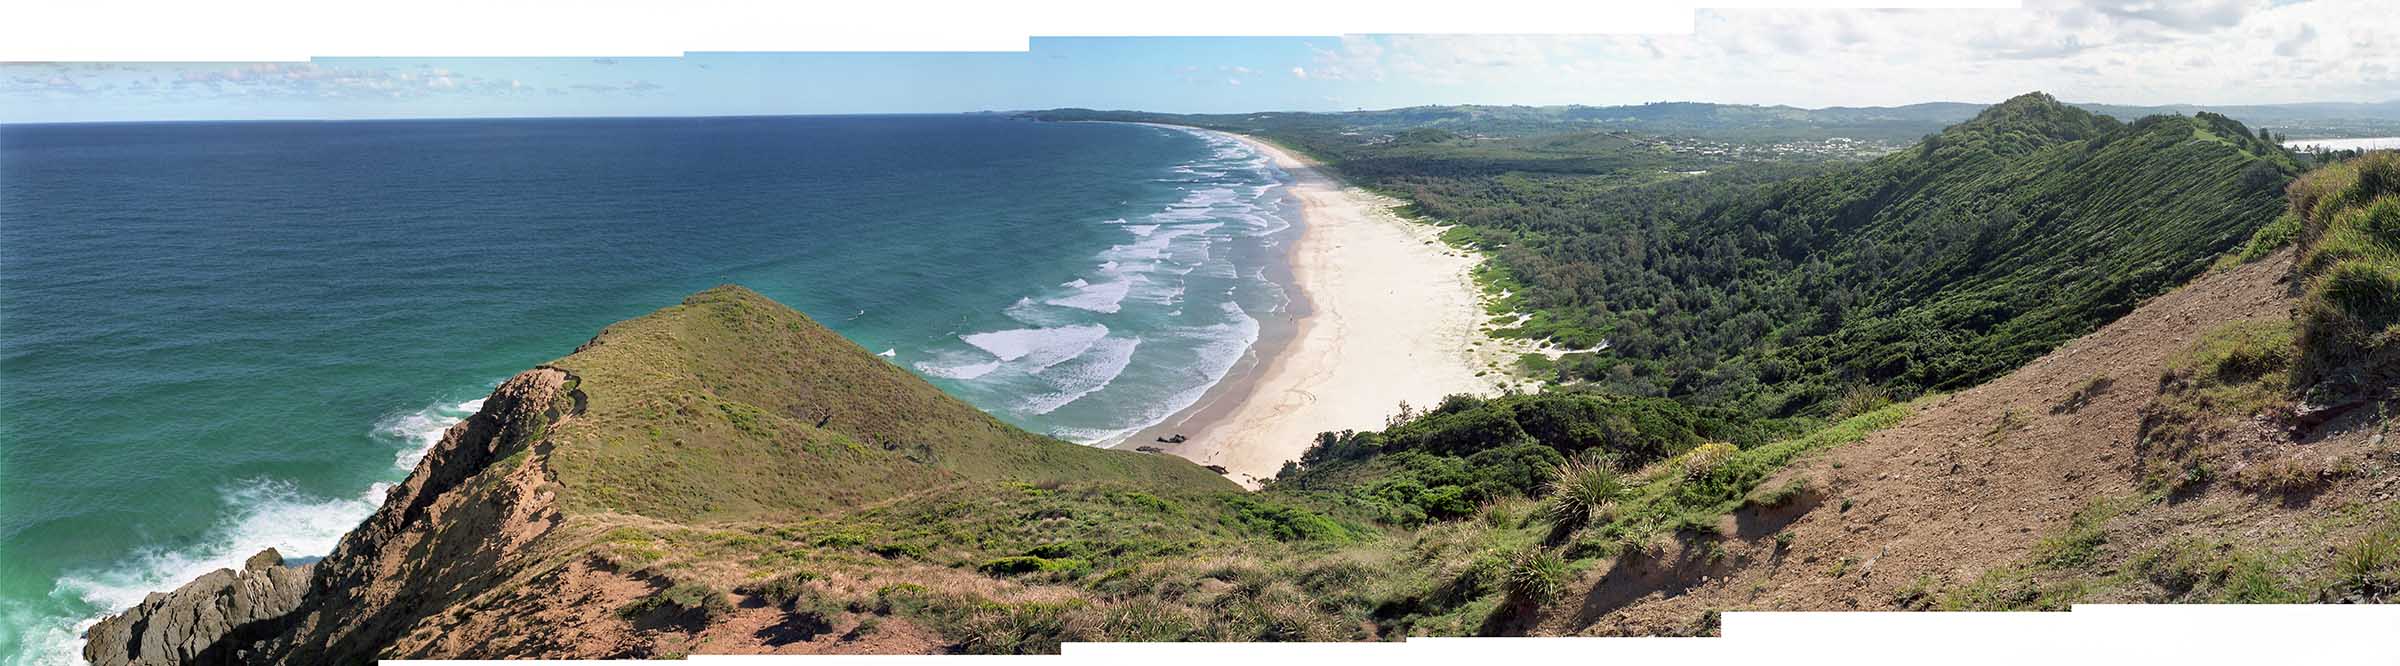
[[7, 96, 2398, 128]]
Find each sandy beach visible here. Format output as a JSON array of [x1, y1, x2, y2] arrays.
[[1127, 128, 1529, 486]]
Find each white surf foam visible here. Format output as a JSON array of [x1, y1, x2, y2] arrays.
[[379, 398, 485, 471], [915, 355, 1002, 380], [1043, 279, 1133, 314], [959, 323, 1109, 366], [11, 393, 487, 666], [1021, 336, 1143, 416], [33, 479, 393, 666]]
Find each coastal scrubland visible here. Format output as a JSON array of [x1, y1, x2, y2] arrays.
[[1052, 94, 2303, 418], [89, 95, 2399, 661]]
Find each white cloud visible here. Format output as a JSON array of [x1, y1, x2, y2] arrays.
[[0, 60, 666, 102], [2273, 23, 2318, 57], [1290, 0, 2396, 106]]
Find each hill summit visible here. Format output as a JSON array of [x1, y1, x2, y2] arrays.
[[86, 285, 1231, 664]]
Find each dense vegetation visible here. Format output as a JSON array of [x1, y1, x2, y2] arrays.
[[1050, 93, 2299, 417]]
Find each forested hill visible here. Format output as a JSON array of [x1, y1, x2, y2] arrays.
[[1565, 93, 2297, 415], [1040, 92, 2301, 417]]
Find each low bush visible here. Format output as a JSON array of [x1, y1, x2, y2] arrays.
[[1501, 546, 1570, 602], [621, 581, 735, 624], [1541, 460, 1626, 536], [977, 556, 1091, 578], [2329, 529, 2400, 602]]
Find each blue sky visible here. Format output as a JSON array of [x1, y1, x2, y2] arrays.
[[5, 1, 2395, 123]]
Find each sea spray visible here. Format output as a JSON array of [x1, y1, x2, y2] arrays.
[[6, 396, 480, 666]]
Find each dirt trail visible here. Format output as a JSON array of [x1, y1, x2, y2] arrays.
[[1555, 250, 2394, 633]]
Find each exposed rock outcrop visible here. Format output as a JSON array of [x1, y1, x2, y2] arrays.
[[77, 286, 1228, 663], [82, 549, 312, 666], [84, 368, 575, 666]]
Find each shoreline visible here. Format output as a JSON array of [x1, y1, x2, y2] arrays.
[[1115, 126, 1527, 487]]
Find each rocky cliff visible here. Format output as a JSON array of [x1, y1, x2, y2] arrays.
[[84, 286, 1230, 663], [85, 367, 574, 665]]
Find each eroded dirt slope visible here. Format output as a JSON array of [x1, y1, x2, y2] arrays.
[[1557, 250, 2396, 634]]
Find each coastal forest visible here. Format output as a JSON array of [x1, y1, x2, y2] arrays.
[[1042, 94, 2301, 417], [91, 96, 2400, 662]]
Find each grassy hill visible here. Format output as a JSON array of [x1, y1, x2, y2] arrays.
[[541, 286, 1230, 520]]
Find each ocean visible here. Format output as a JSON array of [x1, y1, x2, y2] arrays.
[[0, 115, 1296, 663]]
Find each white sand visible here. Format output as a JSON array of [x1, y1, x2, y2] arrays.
[[1155, 130, 1528, 486]]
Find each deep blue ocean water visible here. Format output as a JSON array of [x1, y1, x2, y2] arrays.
[[0, 115, 1294, 663]]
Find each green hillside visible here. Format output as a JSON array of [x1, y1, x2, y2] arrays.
[[2285, 151, 2400, 400], [1170, 93, 2299, 417], [490, 288, 1908, 650], [541, 285, 1234, 521], [567, 96, 2311, 652], [1555, 93, 2298, 415]]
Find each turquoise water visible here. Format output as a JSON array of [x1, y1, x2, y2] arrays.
[[0, 116, 1294, 663]]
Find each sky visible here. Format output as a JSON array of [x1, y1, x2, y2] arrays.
[[3, 0, 2394, 123]]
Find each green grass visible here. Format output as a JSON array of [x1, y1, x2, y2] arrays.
[[2329, 527, 2400, 601], [2137, 319, 2301, 493], [2287, 152, 2400, 397], [537, 286, 1233, 521], [2031, 497, 2132, 569], [1574, 397, 1921, 548]]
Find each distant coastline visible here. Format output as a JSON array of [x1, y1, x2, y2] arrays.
[[2281, 136, 2400, 151]]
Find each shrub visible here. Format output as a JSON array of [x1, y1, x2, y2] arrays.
[[1221, 495, 1356, 542], [2169, 319, 2296, 386], [978, 556, 1091, 578], [1678, 442, 1739, 480], [814, 531, 870, 548], [955, 600, 1092, 654], [1831, 384, 1892, 419], [621, 581, 735, 624], [737, 570, 823, 609], [1501, 546, 1570, 602], [2329, 530, 2400, 601], [2234, 212, 2302, 262], [1541, 460, 1626, 535], [1463, 444, 1566, 495], [2134, 322, 2300, 494]]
